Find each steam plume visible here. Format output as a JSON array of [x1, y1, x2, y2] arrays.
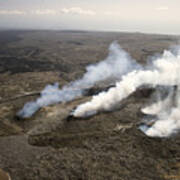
[[73, 47, 180, 137], [141, 88, 174, 116], [140, 87, 180, 137], [18, 42, 138, 118]]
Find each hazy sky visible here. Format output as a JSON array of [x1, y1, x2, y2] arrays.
[[0, 0, 180, 34]]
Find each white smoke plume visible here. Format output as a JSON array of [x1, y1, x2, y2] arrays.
[[141, 89, 174, 116], [73, 47, 180, 137], [140, 87, 180, 137], [18, 42, 139, 118]]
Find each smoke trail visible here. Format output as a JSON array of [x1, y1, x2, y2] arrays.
[[18, 42, 138, 118], [73, 47, 180, 137], [142, 108, 180, 137], [141, 87, 180, 137], [141, 88, 174, 116]]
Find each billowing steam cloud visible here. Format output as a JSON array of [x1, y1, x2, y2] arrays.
[[140, 86, 180, 137], [18, 42, 139, 118], [141, 88, 174, 116], [73, 47, 180, 137]]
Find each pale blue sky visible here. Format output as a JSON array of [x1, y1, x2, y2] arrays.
[[0, 0, 179, 34]]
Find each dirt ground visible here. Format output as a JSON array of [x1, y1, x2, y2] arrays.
[[0, 30, 180, 180]]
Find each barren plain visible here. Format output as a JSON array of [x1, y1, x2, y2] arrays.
[[0, 30, 180, 180]]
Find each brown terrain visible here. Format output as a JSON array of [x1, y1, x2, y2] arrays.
[[0, 30, 180, 180]]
